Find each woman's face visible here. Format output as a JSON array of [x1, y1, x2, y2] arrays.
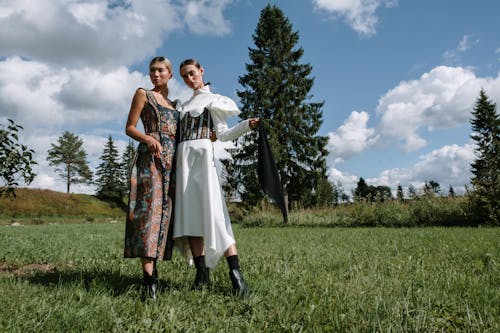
[[149, 61, 172, 87], [180, 64, 204, 90]]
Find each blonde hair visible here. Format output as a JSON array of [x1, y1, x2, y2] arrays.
[[149, 56, 172, 73]]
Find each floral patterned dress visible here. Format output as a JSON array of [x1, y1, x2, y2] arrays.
[[124, 89, 179, 260]]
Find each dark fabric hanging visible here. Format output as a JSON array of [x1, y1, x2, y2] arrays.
[[257, 123, 288, 223]]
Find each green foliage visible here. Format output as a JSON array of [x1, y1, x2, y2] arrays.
[[397, 184, 404, 201], [95, 135, 125, 206], [408, 184, 418, 199], [423, 180, 441, 197], [47, 131, 93, 193], [448, 185, 456, 197], [354, 177, 393, 202], [0, 119, 37, 197], [121, 139, 136, 197], [469, 89, 500, 225], [235, 4, 328, 209], [239, 196, 471, 228], [313, 175, 336, 207], [0, 224, 498, 332]]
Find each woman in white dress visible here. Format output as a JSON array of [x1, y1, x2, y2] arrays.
[[173, 59, 259, 296]]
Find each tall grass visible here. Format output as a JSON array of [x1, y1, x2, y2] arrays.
[[236, 196, 473, 227], [1, 223, 498, 332]]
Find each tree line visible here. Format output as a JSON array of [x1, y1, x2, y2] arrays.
[[1, 5, 498, 224]]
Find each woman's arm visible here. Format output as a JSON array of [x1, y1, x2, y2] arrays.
[[208, 95, 258, 142], [125, 88, 163, 158]]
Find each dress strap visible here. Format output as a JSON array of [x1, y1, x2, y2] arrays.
[[143, 90, 162, 133]]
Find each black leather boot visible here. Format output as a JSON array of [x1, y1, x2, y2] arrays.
[[193, 267, 210, 290], [229, 268, 249, 297], [142, 270, 158, 301]]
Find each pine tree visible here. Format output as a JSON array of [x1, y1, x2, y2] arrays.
[[448, 185, 455, 197], [423, 180, 441, 197], [396, 184, 404, 201], [121, 139, 137, 197], [220, 153, 239, 202], [47, 131, 93, 193], [353, 177, 370, 201], [95, 135, 124, 204], [408, 184, 418, 200], [235, 4, 328, 208], [469, 89, 500, 225]]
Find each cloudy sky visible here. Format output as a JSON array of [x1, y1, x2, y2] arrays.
[[1, 0, 499, 196]]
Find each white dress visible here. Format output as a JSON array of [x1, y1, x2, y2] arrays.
[[173, 85, 251, 268]]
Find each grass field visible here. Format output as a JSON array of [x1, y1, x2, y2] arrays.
[[0, 223, 498, 332]]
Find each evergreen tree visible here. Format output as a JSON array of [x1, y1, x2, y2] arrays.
[[469, 89, 500, 225], [408, 184, 418, 200], [423, 180, 441, 196], [314, 175, 335, 207], [353, 177, 370, 201], [95, 135, 125, 204], [220, 153, 239, 202], [121, 139, 137, 196], [47, 131, 93, 193], [448, 185, 455, 197], [0, 119, 37, 197], [396, 184, 404, 201], [331, 181, 342, 205], [235, 4, 328, 209]]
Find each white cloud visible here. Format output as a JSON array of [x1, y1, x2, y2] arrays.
[[443, 34, 480, 63], [183, 0, 233, 36], [67, 2, 107, 29], [457, 34, 479, 52], [327, 111, 378, 164], [328, 167, 359, 196], [330, 143, 475, 196], [0, 0, 234, 69], [376, 66, 500, 151], [0, 57, 147, 132], [368, 143, 475, 194], [0, 0, 181, 69], [312, 0, 397, 36]]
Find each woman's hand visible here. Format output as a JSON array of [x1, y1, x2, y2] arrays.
[[145, 136, 162, 158], [249, 118, 260, 129]]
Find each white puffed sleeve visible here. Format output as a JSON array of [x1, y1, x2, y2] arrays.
[[208, 95, 251, 142]]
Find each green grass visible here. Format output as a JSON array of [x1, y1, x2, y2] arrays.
[[0, 188, 124, 225], [0, 223, 498, 332]]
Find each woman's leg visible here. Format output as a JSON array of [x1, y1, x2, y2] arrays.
[[141, 257, 158, 300], [141, 257, 155, 275], [189, 236, 210, 289], [224, 244, 249, 297], [188, 236, 205, 257]]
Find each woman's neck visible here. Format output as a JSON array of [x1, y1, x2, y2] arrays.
[[153, 85, 169, 98]]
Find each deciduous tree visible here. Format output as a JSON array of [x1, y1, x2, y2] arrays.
[[0, 119, 37, 197]]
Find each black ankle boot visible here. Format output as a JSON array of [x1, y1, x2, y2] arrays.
[[193, 267, 210, 290], [229, 268, 249, 297], [142, 270, 158, 301]]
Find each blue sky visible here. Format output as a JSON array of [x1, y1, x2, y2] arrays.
[[1, 0, 499, 196]]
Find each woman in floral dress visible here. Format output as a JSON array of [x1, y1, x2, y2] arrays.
[[124, 56, 179, 300]]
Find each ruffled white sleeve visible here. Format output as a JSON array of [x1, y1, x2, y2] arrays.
[[208, 95, 251, 142]]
